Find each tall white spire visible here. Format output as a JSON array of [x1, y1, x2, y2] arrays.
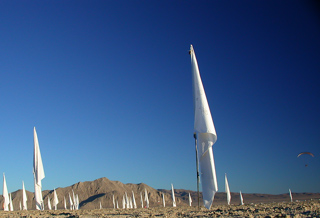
[[140, 192, 143, 208], [171, 184, 176, 207], [239, 191, 244, 205], [48, 196, 52, 210], [132, 191, 137, 209], [144, 189, 149, 208], [125, 192, 129, 209], [162, 192, 165, 207], [22, 181, 28, 210], [72, 190, 76, 210], [33, 127, 45, 210], [3, 173, 10, 211], [9, 193, 14, 211], [190, 44, 218, 209], [122, 195, 125, 209], [225, 173, 231, 205], [64, 196, 67, 209], [53, 189, 59, 210], [69, 193, 73, 210]]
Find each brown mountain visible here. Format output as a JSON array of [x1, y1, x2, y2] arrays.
[[0, 177, 183, 210], [1, 177, 319, 210]]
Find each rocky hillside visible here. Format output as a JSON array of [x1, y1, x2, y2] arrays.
[[1, 177, 187, 210]]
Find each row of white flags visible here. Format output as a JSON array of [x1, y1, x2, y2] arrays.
[[101, 187, 192, 209], [4, 171, 296, 210], [2, 173, 16, 211], [225, 173, 245, 206], [3, 176, 193, 211], [2, 174, 80, 211], [225, 173, 294, 205], [3, 173, 191, 211], [3, 175, 28, 211], [2, 127, 80, 211], [3, 170, 296, 210]]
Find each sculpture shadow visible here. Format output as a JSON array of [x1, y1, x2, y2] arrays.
[[79, 193, 105, 208]]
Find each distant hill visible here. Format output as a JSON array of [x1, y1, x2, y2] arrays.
[[160, 188, 320, 206], [1, 177, 319, 210]]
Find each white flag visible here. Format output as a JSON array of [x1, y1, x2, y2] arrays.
[[69, 193, 73, 210], [188, 193, 192, 206], [190, 45, 218, 209], [9, 193, 13, 211], [225, 174, 231, 205], [144, 189, 149, 208], [171, 184, 176, 207], [22, 181, 28, 210], [76, 194, 79, 210], [289, 189, 293, 202], [3, 173, 10, 211], [48, 196, 52, 210], [72, 190, 76, 210], [122, 195, 125, 209], [33, 127, 45, 210], [132, 191, 137, 209], [64, 196, 67, 209], [140, 192, 143, 208], [53, 189, 59, 210], [162, 193, 165, 207], [239, 191, 244, 205]]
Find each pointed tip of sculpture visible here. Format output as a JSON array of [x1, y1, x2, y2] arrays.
[[189, 44, 194, 54]]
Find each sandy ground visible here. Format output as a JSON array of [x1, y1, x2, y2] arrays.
[[1, 199, 319, 217]]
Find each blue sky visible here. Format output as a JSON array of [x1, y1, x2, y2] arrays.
[[1, 1, 319, 195]]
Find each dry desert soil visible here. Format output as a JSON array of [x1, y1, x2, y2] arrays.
[[1, 199, 320, 217]]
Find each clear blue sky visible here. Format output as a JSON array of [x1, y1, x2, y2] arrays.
[[1, 1, 319, 195]]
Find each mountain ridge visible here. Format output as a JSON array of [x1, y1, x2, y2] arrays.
[[1, 177, 319, 210]]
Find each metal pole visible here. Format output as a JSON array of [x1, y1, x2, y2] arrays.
[[194, 133, 200, 209]]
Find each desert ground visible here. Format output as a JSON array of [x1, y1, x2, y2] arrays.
[[1, 199, 320, 218], [1, 178, 319, 217]]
